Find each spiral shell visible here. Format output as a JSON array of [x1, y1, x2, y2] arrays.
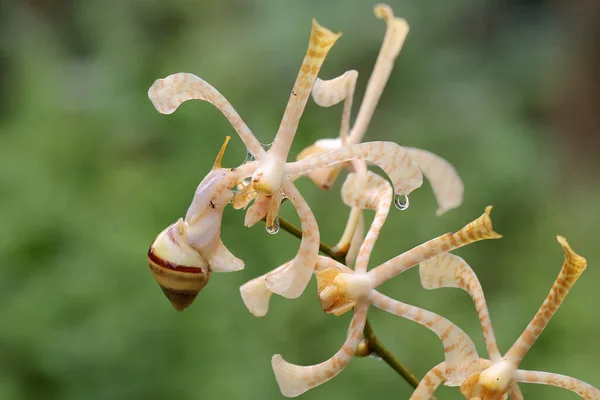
[[147, 219, 210, 311]]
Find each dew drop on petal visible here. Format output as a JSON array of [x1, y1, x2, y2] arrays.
[[394, 194, 410, 211], [244, 151, 255, 164], [266, 217, 280, 235]]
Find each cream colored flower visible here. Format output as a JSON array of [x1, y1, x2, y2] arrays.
[[271, 207, 501, 397], [147, 16, 424, 309], [410, 237, 598, 400]]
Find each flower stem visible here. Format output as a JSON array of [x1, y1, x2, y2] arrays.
[[275, 215, 427, 394], [278, 216, 346, 264], [363, 319, 421, 388]]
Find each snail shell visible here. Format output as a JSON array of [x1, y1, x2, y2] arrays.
[[148, 219, 210, 311]]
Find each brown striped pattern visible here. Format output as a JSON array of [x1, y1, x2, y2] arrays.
[[419, 253, 501, 361], [514, 369, 600, 399], [505, 236, 587, 366], [340, 171, 392, 273], [269, 20, 341, 163], [370, 291, 480, 386], [368, 206, 501, 287], [286, 141, 424, 196]]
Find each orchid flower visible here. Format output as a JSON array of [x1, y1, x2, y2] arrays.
[[410, 237, 599, 399], [270, 206, 501, 397], [296, 4, 463, 263], [147, 18, 425, 310], [298, 5, 463, 214]]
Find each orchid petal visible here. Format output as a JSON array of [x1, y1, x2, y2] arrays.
[[419, 253, 501, 361], [345, 210, 365, 268], [148, 73, 266, 160], [513, 370, 600, 399], [349, 4, 409, 144], [370, 291, 480, 386], [268, 20, 341, 164], [341, 171, 392, 273], [312, 70, 358, 145], [264, 181, 319, 299], [240, 264, 289, 317], [405, 147, 463, 216], [368, 206, 501, 287], [505, 236, 587, 367], [295, 138, 344, 190], [272, 301, 368, 397], [508, 382, 525, 400], [409, 362, 446, 400], [244, 195, 270, 227], [286, 141, 423, 196]]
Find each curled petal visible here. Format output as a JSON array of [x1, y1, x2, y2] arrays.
[[286, 141, 423, 196], [264, 181, 319, 299], [405, 147, 463, 216], [240, 264, 289, 317], [312, 71, 358, 108], [272, 301, 369, 397], [243, 256, 346, 317], [148, 73, 265, 159], [505, 236, 587, 367], [341, 171, 391, 210], [419, 253, 501, 361], [206, 239, 244, 272], [513, 370, 600, 399], [370, 291, 480, 385], [312, 70, 358, 146], [341, 172, 393, 273]]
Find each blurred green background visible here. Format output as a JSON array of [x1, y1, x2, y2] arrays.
[[1, 0, 599, 399]]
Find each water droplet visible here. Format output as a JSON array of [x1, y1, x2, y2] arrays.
[[394, 194, 410, 211], [266, 217, 280, 235], [244, 151, 255, 164]]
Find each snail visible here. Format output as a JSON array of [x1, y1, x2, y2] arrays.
[[148, 219, 210, 311], [147, 137, 251, 310]]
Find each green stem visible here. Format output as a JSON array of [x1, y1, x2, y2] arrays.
[[276, 216, 427, 394], [278, 217, 346, 264], [363, 320, 422, 389]]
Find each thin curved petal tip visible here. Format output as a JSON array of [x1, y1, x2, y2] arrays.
[[240, 275, 273, 317], [272, 354, 310, 398], [556, 236, 587, 278], [311, 18, 342, 43]]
